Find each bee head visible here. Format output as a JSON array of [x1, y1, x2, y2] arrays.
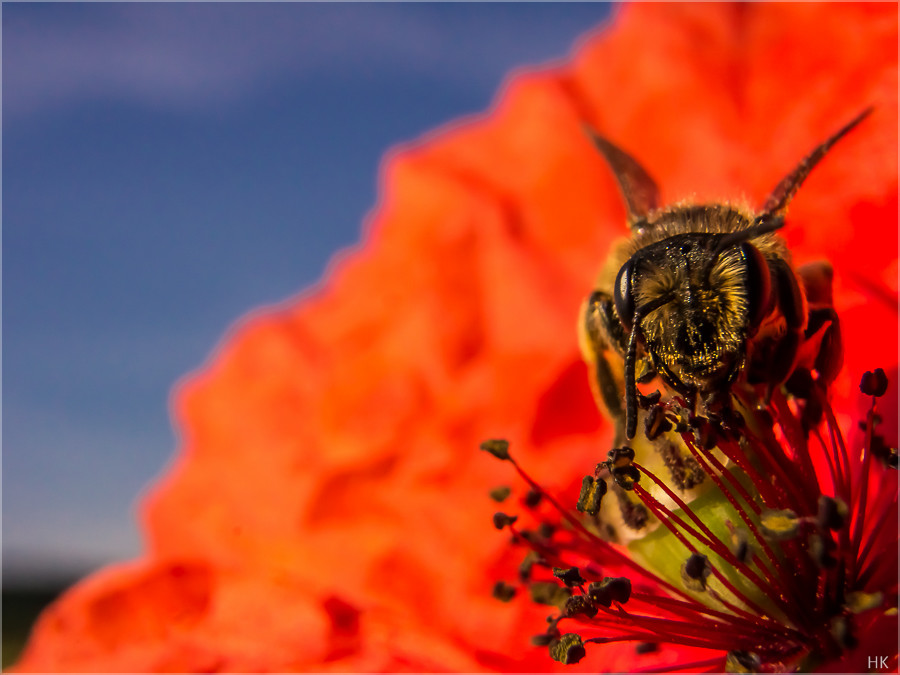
[[587, 108, 872, 439], [615, 221, 777, 392], [609, 204, 792, 439]]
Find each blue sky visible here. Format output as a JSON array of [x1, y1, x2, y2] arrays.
[[3, 2, 615, 583]]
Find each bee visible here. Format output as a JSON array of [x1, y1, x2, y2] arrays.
[[581, 110, 870, 443]]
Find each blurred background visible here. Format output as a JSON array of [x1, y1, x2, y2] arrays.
[[2, 2, 614, 664]]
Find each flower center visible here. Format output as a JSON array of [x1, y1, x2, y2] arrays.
[[483, 369, 898, 672]]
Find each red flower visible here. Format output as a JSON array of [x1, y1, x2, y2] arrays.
[[14, 4, 897, 672]]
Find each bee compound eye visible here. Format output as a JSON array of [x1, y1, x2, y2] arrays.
[[614, 259, 636, 331], [739, 242, 772, 328]]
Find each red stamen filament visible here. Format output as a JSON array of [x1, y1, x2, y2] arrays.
[[680, 434, 808, 618], [495, 371, 898, 671], [850, 397, 877, 571], [507, 456, 699, 604], [633, 461, 795, 621], [631, 481, 790, 629], [633, 656, 726, 673]]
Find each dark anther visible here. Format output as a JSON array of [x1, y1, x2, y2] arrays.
[[697, 421, 718, 450], [519, 552, 538, 583], [638, 390, 662, 407], [518, 529, 536, 543], [553, 566, 586, 588], [606, 576, 632, 603], [564, 594, 598, 619], [491, 581, 517, 602], [524, 489, 543, 508], [687, 414, 718, 448], [725, 649, 761, 673], [715, 407, 746, 439], [586, 582, 611, 607], [636, 365, 657, 384], [612, 464, 640, 491], [845, 590, 883, 614], [530, 581, 571, 608], [809, 533, 837, 569], [730, 531, 752, 564], [492, 512, 518, 530], [760, 509, 800, 540], [480, 439, 510, 460], [683, 552, 710, 579], [587, 576, 632, 607], [830, 615, 858, 650], [681, 553, 711, 591], [537, 522, 555, 539], [576, 475, 607, 515], [871, 434, 899, 469], [817, 495, 848, 531], [606, 446, 636, 468], [549, 633, 586, 665], [644, 405, 672, 440], [860, 368, 889, 397], [707, 409, 724, 427], [635, 642, 659, 655], [489, 486, 511, 503]]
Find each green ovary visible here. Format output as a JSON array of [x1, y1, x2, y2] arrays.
[[627, 467, 791, 627]]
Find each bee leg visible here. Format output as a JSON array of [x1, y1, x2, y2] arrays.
[[624, 323, 642, 440], [683, 390, 699, 421], [797, 262, 843, 385], [594, 351, 627, 447], [583, 291, 658, 442], [583, 291, 628, 442], [702, 388, 728, 417], [764, 258, 807, 401], [585, 291, 629, 354], [806, 307, 843, 384]]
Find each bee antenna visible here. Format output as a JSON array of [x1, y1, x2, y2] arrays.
[[623, 296, 669, 440], [624, 320, 641, 440], [585, 126, 661, 228], [761, 106, 873, 217], [717, 214, 786, 251]]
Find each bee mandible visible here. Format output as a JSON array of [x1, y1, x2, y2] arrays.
[[581, 110, 871, 442]]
